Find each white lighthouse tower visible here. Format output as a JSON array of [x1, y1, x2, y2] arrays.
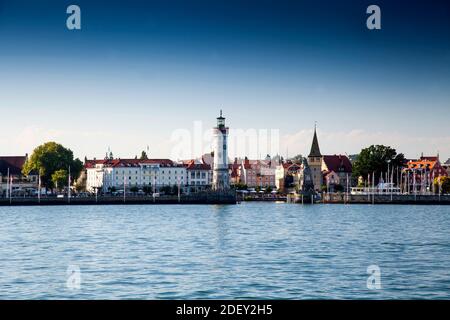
[[212, 110, 230, 190]]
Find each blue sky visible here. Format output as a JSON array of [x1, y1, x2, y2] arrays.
[[0, 0, 449, 160]]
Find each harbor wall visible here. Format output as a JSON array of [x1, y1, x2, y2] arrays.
[[0, 191, 237, 206], [322, 193, 450, 204]]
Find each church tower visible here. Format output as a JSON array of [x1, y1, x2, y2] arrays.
[[212, 110, 230, 190], [308, 124, 323, 191]]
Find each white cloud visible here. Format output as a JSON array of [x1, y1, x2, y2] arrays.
[[2, 125, 449, 163], [281, 129, 450, 160]]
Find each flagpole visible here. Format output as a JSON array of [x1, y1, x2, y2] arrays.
[[438, 174, 442, 202], [153, 175, 156, 203], [346, 173, 349, 204], [430, 171, 433, 195], [372, 171, 375, 205], [367, 173, 370, 203], [6, 168, 9, 199], [178, 177, 181, 203], [68, 166, 71, 204], [9, 175, 13, 205], [38, 174, 41, 204], [387, 162, 390, 195], [95, 176, 98, 203], [124, 174, 126, 203], [391, 165, 394, 201]]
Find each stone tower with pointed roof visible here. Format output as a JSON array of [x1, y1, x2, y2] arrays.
[[307, 125, 323, 191]]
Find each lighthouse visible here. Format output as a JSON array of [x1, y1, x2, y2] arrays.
[[212, 110, 230, 190]]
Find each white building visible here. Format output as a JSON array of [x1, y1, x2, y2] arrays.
[[184, 160, 212, 193], [85, 158, 186, 193], [212, 110, 230, 190]]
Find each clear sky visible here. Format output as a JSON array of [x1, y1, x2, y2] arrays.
[[1, 0, 449, 161]]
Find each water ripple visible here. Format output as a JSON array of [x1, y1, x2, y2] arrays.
[[0, 203, 449, 299]]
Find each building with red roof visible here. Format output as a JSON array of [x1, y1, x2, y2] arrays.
[[322, 154, 353, 192], [183, 160, 212, 193], [0, 155, 39, 196], [84, 157, 186, 193]]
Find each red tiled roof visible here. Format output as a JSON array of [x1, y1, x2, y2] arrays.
[[407, 159, 437, 170], [282, 163, 301, 172], [420, 156, 438, 161], [186, 162, 211, 170], [406, 158, 448, 176], [0, 156, 27, 175], [322, 155, 352, 173]]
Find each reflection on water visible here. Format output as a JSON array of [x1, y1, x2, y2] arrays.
[[0, 203, 449, 299]]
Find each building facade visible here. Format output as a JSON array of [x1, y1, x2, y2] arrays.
[[185, 160, 212, 193], [0, 155, 38, 196], [240, 157, 276, 188], [322, 154, 353, 192], [275, 162, 301, 192], [85, 158, 186, 193], [403, 155, 448, 194]]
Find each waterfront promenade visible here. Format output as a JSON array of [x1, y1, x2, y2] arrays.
[[2, 193, 450, 206], [0, 191, 237, 206]]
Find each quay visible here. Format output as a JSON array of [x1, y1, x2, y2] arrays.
[[322, 193, 450, 205], [0, 191, 237, 206], [239, 193, 450, 205]]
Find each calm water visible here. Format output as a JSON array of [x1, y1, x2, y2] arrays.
[[0, 203, 449, 299]]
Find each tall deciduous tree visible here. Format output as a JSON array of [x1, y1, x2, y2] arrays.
[[22, 142, 83, 189], [352, 145, 406, 184], [52, 169, 68, 191]]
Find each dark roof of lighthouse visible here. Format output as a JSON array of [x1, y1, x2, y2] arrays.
[[217, 109, 225, 120], [308, 128, 322, 157]]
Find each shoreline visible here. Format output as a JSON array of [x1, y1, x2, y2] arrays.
[[2, 194, 450, 206]]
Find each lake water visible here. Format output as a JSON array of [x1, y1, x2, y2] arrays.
[[0, 203, 449, 299]]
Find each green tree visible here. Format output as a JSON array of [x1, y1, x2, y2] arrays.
[[233, 182, 248, 190], [22, 142, 84, 189], [51, 169, 68, 191], [290, 154, 303, 164], [160, 185, 172, 195], [130, 186, 139, 193], [434, 176, 450, 194], [142, 185, 152, 194], [265, 186, 273, 193], [352, 145, 406, 184], [140, 150, 149, 160]]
